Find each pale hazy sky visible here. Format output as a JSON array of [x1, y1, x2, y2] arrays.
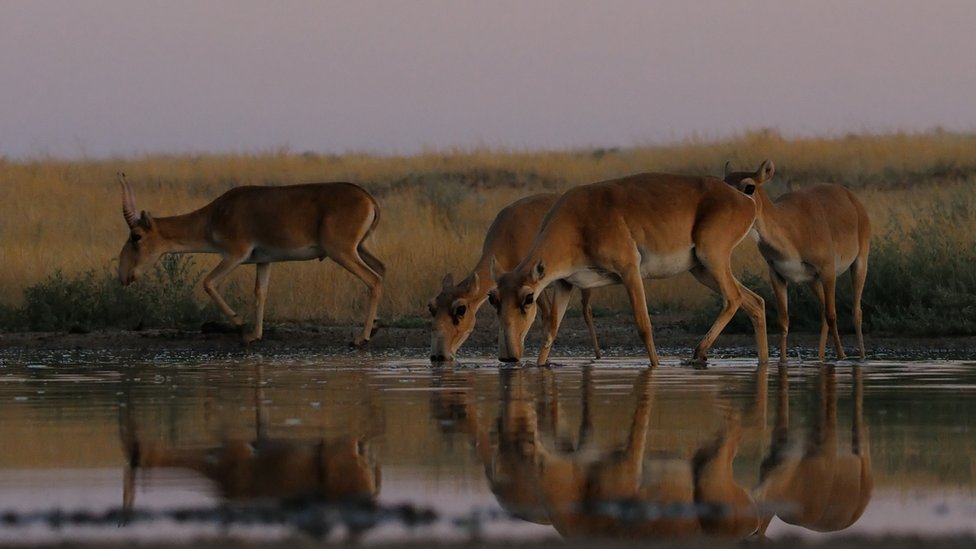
[[2, 1, 975, 159]]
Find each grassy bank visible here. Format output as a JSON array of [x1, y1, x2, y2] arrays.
[[1, 130, 975, 335]]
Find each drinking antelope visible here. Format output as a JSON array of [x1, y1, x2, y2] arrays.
[[443, 367, 758, 538], [117, 173, 384, 346], [724, 160, 871, 362], [429, 193, 600, 363], [489, 173, 768, 367]]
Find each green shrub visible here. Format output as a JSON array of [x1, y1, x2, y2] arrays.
[[866, 199, 976, 335], [6, 255, 232, 332]]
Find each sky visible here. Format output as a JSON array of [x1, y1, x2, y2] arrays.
[[2, 1, 975, 159]]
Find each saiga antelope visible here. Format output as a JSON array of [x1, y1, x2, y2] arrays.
[[489, 173, 768, 367], [121, 365, 380, 511], [429, 193, 600, 363], [753, 365, 872, 536], [117, 173, 384, 345], [449, 368, 758, 538], [723, 160, 871, 362]]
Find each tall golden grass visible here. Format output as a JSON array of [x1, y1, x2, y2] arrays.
[[2, 130, 975, 325]]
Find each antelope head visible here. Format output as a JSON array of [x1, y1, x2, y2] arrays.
[[428, 272, 482, 363], [489, 257, 545, 362], [723, 159, 775, 196], [117, 172, 164, 286]]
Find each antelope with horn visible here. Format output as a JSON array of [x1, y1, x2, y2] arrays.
[[489, 173, 768, 367], [723, 160, 871, 362], [429, 193, 600, 363], [117, 173, 384, 345]]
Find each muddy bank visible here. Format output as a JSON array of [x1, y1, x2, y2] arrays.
[[2, 312, 974, 361]]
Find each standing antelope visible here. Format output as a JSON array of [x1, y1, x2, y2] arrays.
[[489, 173, 768, 367], [429, 193, 600, 363], [117, 173, 384, 346], [723, 161, 871, 362], [753, 365, 872, 536]]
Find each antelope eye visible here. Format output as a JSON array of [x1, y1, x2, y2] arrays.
[[522, 293, 534, 307], [130, 233, 142, 243], [454, 305, 467, 319]]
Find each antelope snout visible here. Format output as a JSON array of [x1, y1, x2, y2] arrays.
[[430, 354, 455, 363], [120, 270, 138, 286]]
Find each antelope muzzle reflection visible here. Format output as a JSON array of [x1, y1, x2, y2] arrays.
[[432, 366, 762, 539]]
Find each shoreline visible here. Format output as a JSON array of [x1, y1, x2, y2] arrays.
[[2, 313, 975, 361]]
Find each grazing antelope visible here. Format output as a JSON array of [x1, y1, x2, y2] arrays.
[[117, 173, 384, 346], [754, 365, 872, 536], [489, 173, 768, 367], [120, 365, 381, 510], [724, 160, 871, 362], [429, 193, 600, 363]]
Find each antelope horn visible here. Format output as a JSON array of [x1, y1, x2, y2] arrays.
[[118, 172, 139, 228]]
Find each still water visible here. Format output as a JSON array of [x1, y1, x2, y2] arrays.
[[0, 348, 974, 545]]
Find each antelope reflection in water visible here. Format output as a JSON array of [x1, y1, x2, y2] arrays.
[[433, 367, 764, 539], [755, 365, 872, 536], [120, 367, 381, 510]]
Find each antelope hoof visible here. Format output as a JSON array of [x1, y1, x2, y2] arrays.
[[350, 337, 370, 349], [369, 318, 382, 339], [683, 356, 709, 369], [241, 332, 262, 345]]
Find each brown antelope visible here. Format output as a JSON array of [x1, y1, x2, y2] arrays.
[[723, 160, 871, 362], [429, 193, 600, 363], [438, 367, 759, 539], [116, 173, 384, 346], [123, 434, 381, 505], [120, 365, 381, 509], [753, 365, 872, 536], [489, 173, 768, 367]]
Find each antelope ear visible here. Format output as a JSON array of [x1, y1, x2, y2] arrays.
[[724, 160, 734, 178], [462, 272, 480, 295], [139, 210, 155, 229], [532, 260, 545, 283], [758, 159, 775, 183], [487, 290, 499, 308], [441, 273, 454, 289]]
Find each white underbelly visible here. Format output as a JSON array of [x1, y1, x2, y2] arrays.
[[639, 249, 696, 279], [246, 245, 324, 263], [773, 258, 816, 283], [565, 268, 620, 289], [564, 249, 695, 289]]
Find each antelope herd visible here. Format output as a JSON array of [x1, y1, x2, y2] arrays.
[[118, 160, 871, 366]]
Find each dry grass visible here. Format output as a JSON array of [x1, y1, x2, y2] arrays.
[[1, 130, 975, 326]]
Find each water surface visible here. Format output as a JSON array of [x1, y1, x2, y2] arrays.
[[0, 348, 974, 544]]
